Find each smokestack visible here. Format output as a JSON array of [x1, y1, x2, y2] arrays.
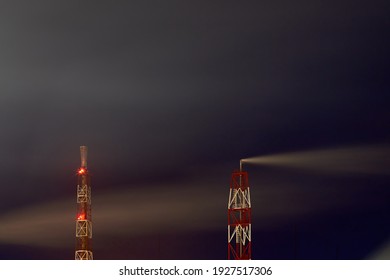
[[80, 146, 88, 168]]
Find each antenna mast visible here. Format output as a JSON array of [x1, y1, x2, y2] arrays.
[[75, 146, 93, 260]]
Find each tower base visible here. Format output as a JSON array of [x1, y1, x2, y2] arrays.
[[75, 250, 93, 260]]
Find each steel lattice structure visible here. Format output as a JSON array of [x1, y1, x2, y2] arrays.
[[75, 146, 93, 260], [228, 165, 251, 260]]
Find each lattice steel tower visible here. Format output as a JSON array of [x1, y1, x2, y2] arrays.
[[75, 146, 93, 260], [228, 160, 251, 259]]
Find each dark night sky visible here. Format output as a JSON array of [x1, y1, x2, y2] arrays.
[[0, 1, 389, 259]]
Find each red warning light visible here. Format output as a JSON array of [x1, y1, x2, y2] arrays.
[[77, 214, 85, 220], [78, 168, 86, 175]]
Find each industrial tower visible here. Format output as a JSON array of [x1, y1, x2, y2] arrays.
[[75, 146, 93, 260], [228, 161, 251, 259]]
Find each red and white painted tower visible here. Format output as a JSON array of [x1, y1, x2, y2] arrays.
[[75, 146, 93, 260], [228, 160, 251, 259]]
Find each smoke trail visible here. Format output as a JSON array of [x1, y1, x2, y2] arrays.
[[0, 177, 380, 250], [0, 182, 225, 248], [0, 152, 388, 252], [242, 144, 390, 175]]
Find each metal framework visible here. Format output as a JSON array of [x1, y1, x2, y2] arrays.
[[228, 165, 251, 260], [75, 146, 93, 260]]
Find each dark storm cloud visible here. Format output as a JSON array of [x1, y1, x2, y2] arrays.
[[1, 1, 388, 157]]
